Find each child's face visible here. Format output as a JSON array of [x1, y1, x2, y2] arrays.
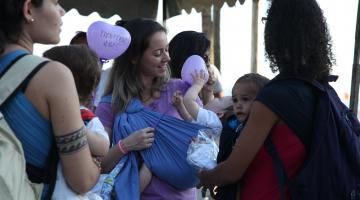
[[232, 83, 257, 122]]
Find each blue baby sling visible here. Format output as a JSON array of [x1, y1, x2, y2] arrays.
[[101, 96, 206, 200]]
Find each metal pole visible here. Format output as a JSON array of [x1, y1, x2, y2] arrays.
[[250, 0, 259, 73], [214, 5, 221, 70], [162, 0, 167, 26], [202, 8, 214, 62], [350, 0, 360, 115]]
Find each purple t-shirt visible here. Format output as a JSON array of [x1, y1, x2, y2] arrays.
[[95, 79, 202, 200]]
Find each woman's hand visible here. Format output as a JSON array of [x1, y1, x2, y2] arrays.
[[196, 184, 217, 200], [100, 127, 155, 173], [197, 169, 216, 189], [122, 127, 155, 151]]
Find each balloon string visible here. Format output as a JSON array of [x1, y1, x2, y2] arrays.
[[91, 58, 109, 109]]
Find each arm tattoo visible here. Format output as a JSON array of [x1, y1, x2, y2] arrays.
[[55, 126, 88, 155]]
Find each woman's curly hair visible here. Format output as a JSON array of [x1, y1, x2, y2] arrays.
[[264, 0, 335, 80]]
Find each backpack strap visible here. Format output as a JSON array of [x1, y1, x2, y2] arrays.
[[264, 136, 288, 200], [0, 54, 55, 199], [0, 54, 48, 106]]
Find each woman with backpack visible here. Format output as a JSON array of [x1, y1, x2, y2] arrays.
[[0, 0, 101, 198], [198, 0, 336, 199]]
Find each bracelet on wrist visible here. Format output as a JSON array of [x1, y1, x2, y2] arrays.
[[92, 157, 102, 171], [117, 140, 128, 154]]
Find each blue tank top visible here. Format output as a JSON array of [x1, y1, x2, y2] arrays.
[[0, 50, 53, 168]]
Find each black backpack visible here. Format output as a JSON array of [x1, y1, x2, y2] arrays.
[[265, 76, 360, 200]]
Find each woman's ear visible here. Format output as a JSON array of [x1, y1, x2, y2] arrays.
[[23, 0, 34, 23], [131, 55, 141, 65]]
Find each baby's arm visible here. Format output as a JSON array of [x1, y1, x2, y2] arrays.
[[86, 117, 110, 157], [87, 131, 109, 157], [183, 70, 207, 120], [172, 90, 193, 122]]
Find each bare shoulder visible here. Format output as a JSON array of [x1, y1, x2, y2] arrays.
[[36, 60, 73, 81], [25, 60, 74, 96], [249, 101, 279, 124], [31, 60, 75, 95], [240, 101, 280, 138]]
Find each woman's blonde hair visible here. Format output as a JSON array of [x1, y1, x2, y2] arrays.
[[104, 18, 170, 113]]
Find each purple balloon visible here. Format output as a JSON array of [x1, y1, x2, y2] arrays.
[[181, 55, 209, 85], [87, 21, 131, 60]]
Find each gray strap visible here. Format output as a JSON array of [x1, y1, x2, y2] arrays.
[[0, 55, 48, 106]]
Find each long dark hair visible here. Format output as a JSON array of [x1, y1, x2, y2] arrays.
[[0, 0, 43, 54], [264, 0, 335, 80], [169, 31, 210, 79], [104, 18, 169, 112]]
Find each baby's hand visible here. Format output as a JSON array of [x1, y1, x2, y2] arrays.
[[172, 90, 184, 108], [191, 69, 207, 87]]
